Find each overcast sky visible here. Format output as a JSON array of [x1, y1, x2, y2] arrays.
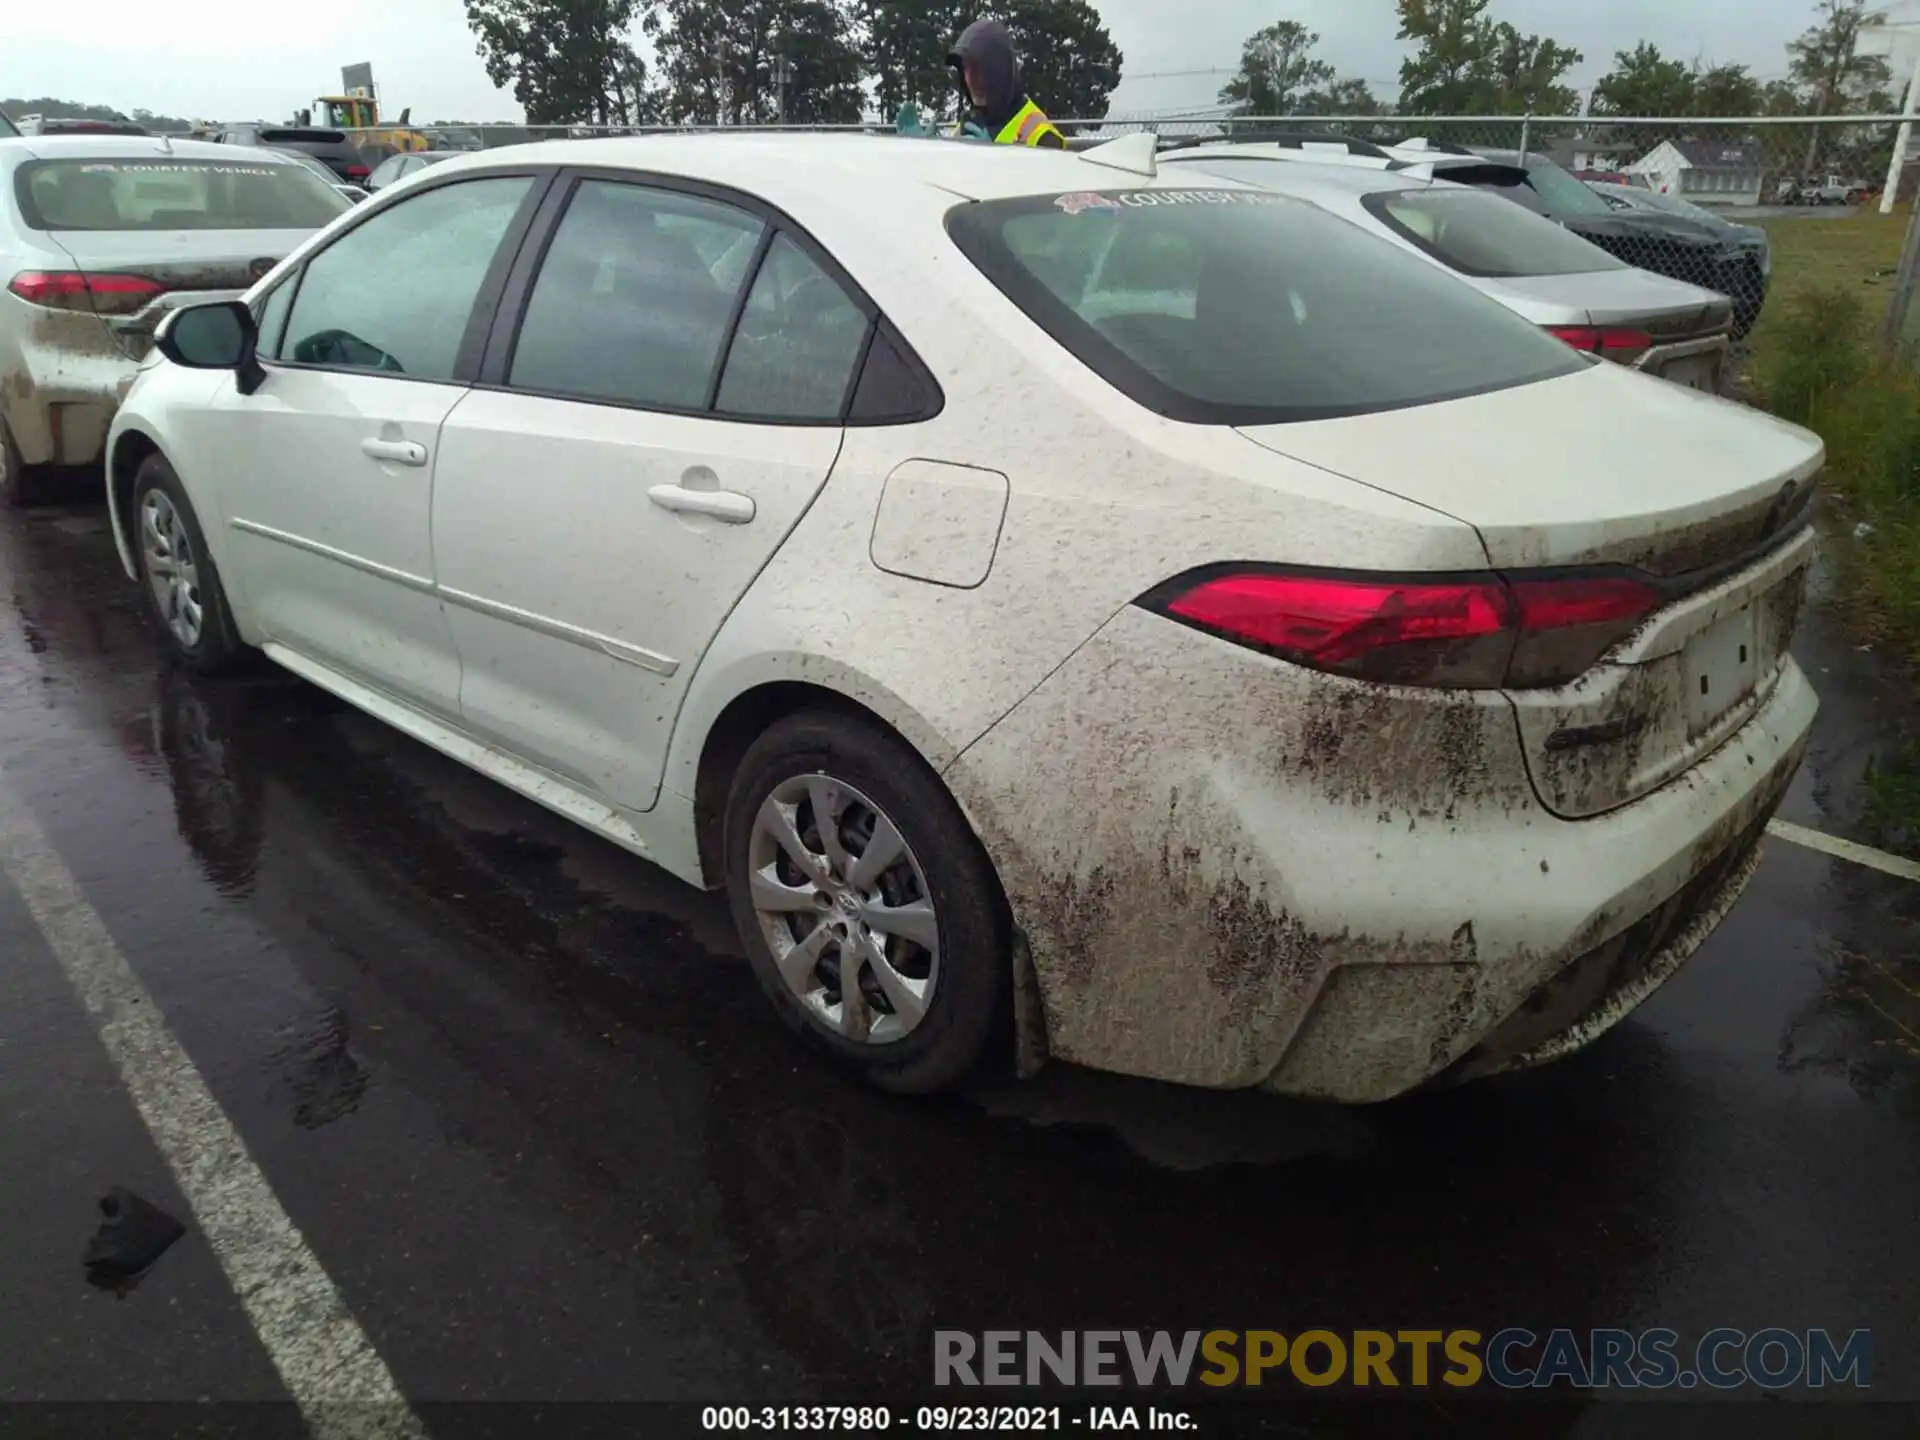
[[0, 0, 1894, 124]]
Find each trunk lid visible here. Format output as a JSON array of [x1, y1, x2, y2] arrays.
[[49, 228, 308, 358], [1236, 361, 1819, 575], [1238, 362, 1824, 817], [1484, 269, 1733, 336]]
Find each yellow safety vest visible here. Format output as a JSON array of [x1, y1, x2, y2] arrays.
[[954, 99, 1065, 147]]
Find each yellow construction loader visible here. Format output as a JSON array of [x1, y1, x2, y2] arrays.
[[295, 89, 431, 162]]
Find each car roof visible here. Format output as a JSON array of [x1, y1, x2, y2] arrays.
[[0, 134, 293, 166], [410, 132, 1258, 203]]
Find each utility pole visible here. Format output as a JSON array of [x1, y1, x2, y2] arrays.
[[774, 55, 792, 124], [1885, 170, 1920, 353]]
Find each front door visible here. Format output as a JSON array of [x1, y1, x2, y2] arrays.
[[432, 178, 872, 809], [217, 174, 538, 717]]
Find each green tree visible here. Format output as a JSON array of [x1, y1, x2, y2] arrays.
[[862, 0, 965, 118], [1396, 0, 1495, 113], [1484, 20, 1582, 113], [781, 0, 868, 123], [1218, 21, 1334, 116], [994, 0, 1124, 122], [1691, 63, 1763, 117], [1299, 77, 1386, 116], [465, 0, 648, 124], [1395, 0, 1579, 115], [1591, 42, 1695, 116], [1787, 0, 1892, 172]]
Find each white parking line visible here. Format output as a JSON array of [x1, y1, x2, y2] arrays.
[[1767, 819, 1920, 884], [0, 779, 424, 1438]]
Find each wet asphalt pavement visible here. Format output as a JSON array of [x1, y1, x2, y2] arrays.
[[1, 490, 1917, 1438]]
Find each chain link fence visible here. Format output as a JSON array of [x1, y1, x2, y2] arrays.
[[305, 113, 1920, 364]]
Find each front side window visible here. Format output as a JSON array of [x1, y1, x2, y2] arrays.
[[948, 189, 1583, 425], [278, 175, 532, 380], [716, 233, 870, 420], [13, 158, 347, 232], [1361, 186, 1626, 278], [509, 180, 764, 410]]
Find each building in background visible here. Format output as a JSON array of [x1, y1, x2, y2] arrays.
[[1626, 139, 1768, 206]]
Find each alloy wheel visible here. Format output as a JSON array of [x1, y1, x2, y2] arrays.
[[747, 773, 940, 1044]]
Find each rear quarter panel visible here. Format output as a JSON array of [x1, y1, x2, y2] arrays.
[[664, 178, 1493, 821]]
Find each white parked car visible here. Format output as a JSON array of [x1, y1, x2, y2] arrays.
[[1160, 138, 1735, 392], [105, 135, 1821, 1102], [0, 134, 349, 504]]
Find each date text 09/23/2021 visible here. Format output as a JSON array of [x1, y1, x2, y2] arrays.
[[702, 1408, 1191, 1432]]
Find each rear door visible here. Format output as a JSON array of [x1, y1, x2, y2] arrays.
[[430, 173, 872, 811]]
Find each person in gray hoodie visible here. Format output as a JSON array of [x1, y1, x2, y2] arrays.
[[946, 19, 1066, 148]]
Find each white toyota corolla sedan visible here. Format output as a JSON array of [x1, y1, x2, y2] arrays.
[[105, 134, 1822, 1102]]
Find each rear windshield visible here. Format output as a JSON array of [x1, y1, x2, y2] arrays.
[[14, 158, 348, 232], [1362, 186, 1627, 277], [946, 189, 1584, 425], [1512, 159, 1614, 217]]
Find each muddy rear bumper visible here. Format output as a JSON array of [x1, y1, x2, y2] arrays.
[[946, 605, 1816, 1102], [1, 305, 143, 467]]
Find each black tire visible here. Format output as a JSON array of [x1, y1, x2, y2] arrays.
[[0, 417, 41, 509], [723, 709, 1010, 1095], [130, 453, 248, 675]]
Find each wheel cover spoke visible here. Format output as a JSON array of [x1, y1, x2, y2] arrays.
[[806, 775, 855, 878], [861, 897, 938, 953], [757, 796, 825, 882], [847, 814, 907, 890], [776, 924, 834, 992], [858, 933, 929, 1028], [750, 864, 820, 914]]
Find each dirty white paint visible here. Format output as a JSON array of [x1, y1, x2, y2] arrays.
[[1766, 819, 1920, 884], [0, 779, 422, 1436], [869, 460, 1010, 589], [944, 604, 1817, 1100]]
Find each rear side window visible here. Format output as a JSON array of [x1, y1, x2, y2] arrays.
[[509, 180, 764, 410], [947, 190, 1584, 425], [1363, 187, 1626, 278], [280, 175, 532, 380], [716, 233, 870, 420], [13, 158, 348, 232]]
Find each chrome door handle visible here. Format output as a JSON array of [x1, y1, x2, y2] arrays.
[[647, 484, 755, 524], [361, 438, 428, 467]]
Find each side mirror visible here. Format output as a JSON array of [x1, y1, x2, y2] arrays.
[[155, 300, 266, 395]]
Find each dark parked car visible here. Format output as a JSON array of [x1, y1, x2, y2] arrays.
[[1589, 181, 1771, 321], [217, 124, 370, 186], [1386, 141, 1769, 338]]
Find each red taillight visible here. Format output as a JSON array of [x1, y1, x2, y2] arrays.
[[1546, 326, 1652, 362], [344, 164, 371, 179], [1145, 568, 1666, 689], [9, 269, 165, 316], [1166, 574, 1510, 666], [1510, 576, 1662, 630]]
